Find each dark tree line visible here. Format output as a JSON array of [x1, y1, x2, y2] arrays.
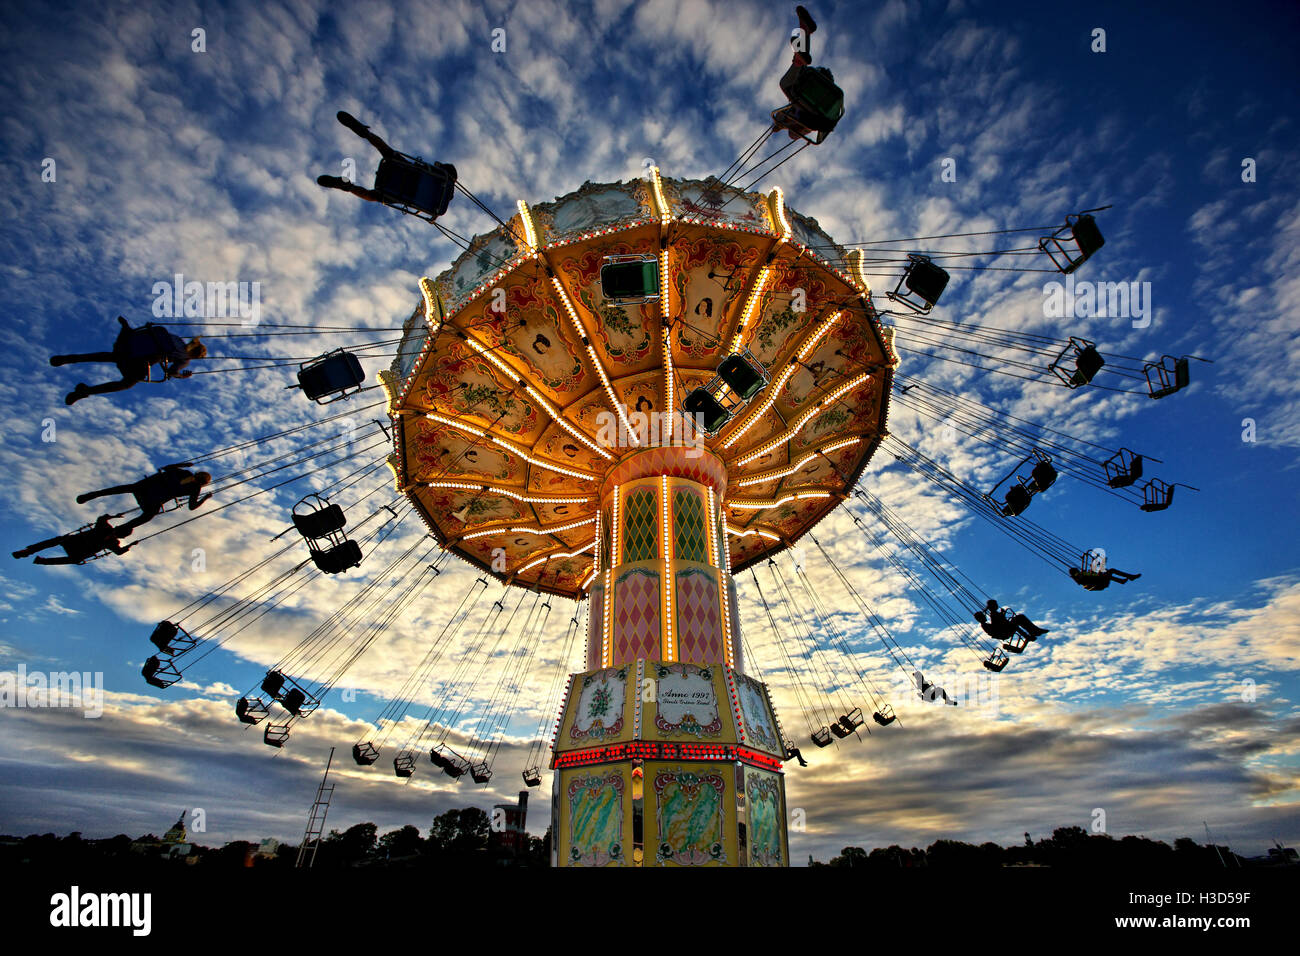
[[0, 807, 552, 871], [814, 827, 1256, 869]]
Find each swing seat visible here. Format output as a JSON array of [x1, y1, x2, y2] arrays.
[[149, 620, 196, 655], [1145, 356, 1190, 399], [264, 724, 291, 747], [311, 540, 363, 574], [777, 64, 844, 138], [281, 687, 318, 717], [1071, 568, 1110, 591], [235, 696, 269, 725], [1002, 483, 1032, 517], [297, 350, 365, 405], [293, 502, 347, 538], [142, 655, 182, 688], [1071, 346, 1105, 386], [353, 741, 380, 765], [838, 708, 865, 733], [829, 721, 852, 738], [599, 256, 659, 303], [1002, 635, 1030, 654], [1049, 337, 1105, 388], [445, 760, 468, 779], [872, 707, 897, 727], [261, 670, 287, 699], [811, 726, 833, 748], [523, 766, 542, 787], [394, 752, 417, 778], [470, 763, 493, 784], [374, 157, 457, 219], [1140, 479, 1175, 512], [429, 748, 452, 771], [115, 324, 183, 363], [717, 352, 769, 402], [1104, 449, 1144, 488], [1040, 214, 1105, 274], [983, 651, 1009, 673], [682, 387, 731, 435], [887, 254, 950, 314], [1027, 459, 1058, 494]]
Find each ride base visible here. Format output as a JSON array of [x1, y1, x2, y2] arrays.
[[550, 448, 789, 867]]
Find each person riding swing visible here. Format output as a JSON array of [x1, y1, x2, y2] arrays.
[[12, 515, 133, 565], [52, 316, 206, 405], [77, 464, 213, 534]]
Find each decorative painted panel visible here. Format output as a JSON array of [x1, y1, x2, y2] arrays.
[[647, 762, 732, 867], [744, 768, 785, 867], [564, 769, 627, 867], [560, 665, 630, 748], [648, 662, 724, 739], [734, 671, 781, 756]]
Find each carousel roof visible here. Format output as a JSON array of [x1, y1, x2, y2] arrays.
[[382, 172, 896, 599]]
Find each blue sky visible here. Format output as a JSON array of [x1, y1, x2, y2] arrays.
[[0, 0, 1297, 861]]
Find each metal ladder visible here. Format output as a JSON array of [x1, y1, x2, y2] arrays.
[[295, 747, 336, 868]]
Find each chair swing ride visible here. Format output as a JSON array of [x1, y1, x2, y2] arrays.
[[25, 6, 1206, 867]]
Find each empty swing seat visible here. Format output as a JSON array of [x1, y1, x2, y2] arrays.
[[236, 696, 269, 725], [1002, 484, 1032, 517], [811, 727, 834, 748], [1002, 635, 1030, 654], [470, 764, 493, 784], [293, 503, 347, 539], [717, 353, 768, 402], [600, 257, 659, 302], [311, 539, 363, 574], [1073, 347, 1105, 386], [297, 350, 364, 404], [888, 254, 950, 313], [1145, 356, 1191, 399], [261, 670, 287, 699], [353, 741, 380, 765], [264, 724, 291, 748], [872, 708, 897, 727], [1048, 337, 1106, 388], [1140, 479, 1175, 512], [1104, 449, 1143, 488], [394, 752, 417, 778], [1041, 214, 1105, 274], [142, 655, 182, 688], [983, 651, 1009, 673], [149, 620, 195, 655], [374, 157, 457, 218], [829, 721, 852, 739], [522, 767, 542, 787], [683, 387, 731, 435]]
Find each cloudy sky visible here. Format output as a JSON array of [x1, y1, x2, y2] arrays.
[[1, 0, 1297, 864]]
